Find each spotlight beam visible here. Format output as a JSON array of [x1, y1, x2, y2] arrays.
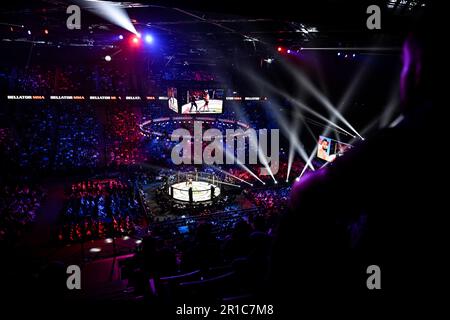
[[349, 117, 381, 145], [247, 132, 277, 183], [217, 142, 266, 185], [242, 68, 356, 138], [242, 68, 347, 171], [77, 0, 138, 35], [318, 55, 373, 144], [380, 84, 400, 128], [286, 141, 295, 182], [389, 115, 404, 128], [201, 177, 241, 188], [209, 166, 254, 187], [294, 58, 373, 179], [274, 53, 363, 139], [286, 113, 301, 182], [286, 67, 363, 139], [269, 103, 315, 171], [222, 98, 276, 182]]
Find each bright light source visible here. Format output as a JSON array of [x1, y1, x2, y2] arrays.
[[27, 30, 31, 35], [118, 34, 124, 40], [44, 29, 49, 35], [337, 52, 341, 56], [277, 47, 282, 52], [105, 55, 112, 62], [81, 0, 138, 35], [123, 236, 130, 240], [89, 247, 101, 253], [287, 49, 291, 54], [353, 53, 356, 58], [105, 238, 113, 243], [135, 239, 142, 244], [132, 36, 139, 44], [145, 34, 153, 43]]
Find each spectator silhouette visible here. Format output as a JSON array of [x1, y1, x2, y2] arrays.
[[183, 222, 220, 271]]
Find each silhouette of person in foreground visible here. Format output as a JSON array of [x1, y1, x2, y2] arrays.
[[269, 14, 433, 314]]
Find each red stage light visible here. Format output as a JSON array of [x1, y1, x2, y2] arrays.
[[277, 46, 283, 52], [131, 36, 140, 45]]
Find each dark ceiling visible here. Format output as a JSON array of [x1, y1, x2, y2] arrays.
[[0, 0, 431, 66]]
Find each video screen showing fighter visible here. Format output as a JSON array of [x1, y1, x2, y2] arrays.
[[168, 87, 178, 113], [182, 89, 223, 114], [317, 136, 352, 162]]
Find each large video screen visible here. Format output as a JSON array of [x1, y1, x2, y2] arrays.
[[182, 89, 224, 114], [167, 87, 179, 113], [317, 136, 352, 162]]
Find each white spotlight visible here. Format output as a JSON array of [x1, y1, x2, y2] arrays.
[[80, 0, 138, 35], [105, 55, 112, 62]]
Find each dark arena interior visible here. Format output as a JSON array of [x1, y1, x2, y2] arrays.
[[0, 0, 435, 317]]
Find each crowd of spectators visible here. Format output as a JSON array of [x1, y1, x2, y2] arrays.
[[0, 182, 46, 245], [4, 102, 102, 171], [57, 177, 145, 243], [1, 64, 151, 95], [120, 205, 282, 301], [106, 106, 145, 166], [12, 103, 56, 170], [134, 208, 278, 274], [245, 187, 290, 211], [162, 67, 221, 82], [54, 103, 101, 169]]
